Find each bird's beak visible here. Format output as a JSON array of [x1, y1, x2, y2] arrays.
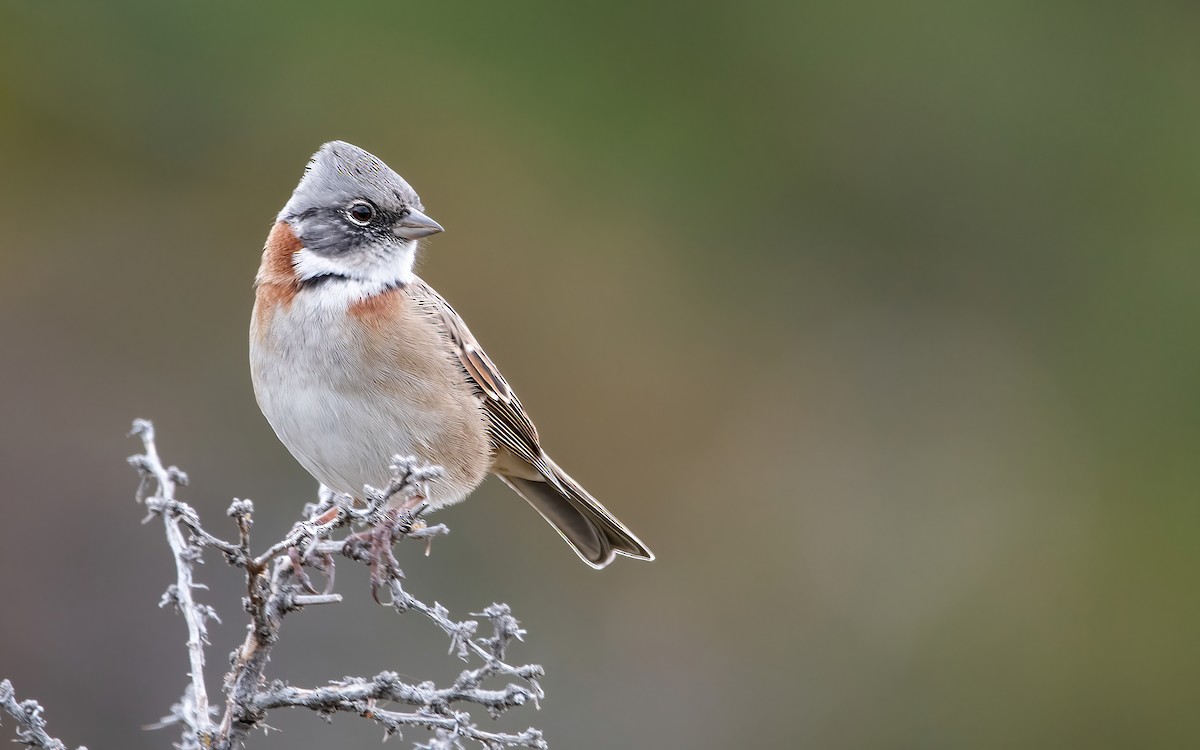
[[394, 208, 444, 240]]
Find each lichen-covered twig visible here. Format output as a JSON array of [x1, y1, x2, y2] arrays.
[[125, 419, 547, 750], [127, 418, 218, 747], [0, 680, 84, 750]]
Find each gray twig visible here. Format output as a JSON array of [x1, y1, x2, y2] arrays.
[[126, 419, 547, 750], [0, 680, 84, 750], [127, 418, 217, 748]]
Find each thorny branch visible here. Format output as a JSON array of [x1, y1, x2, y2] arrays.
[[0, 681, 84, 750], [128, 419, 216, 743], [0, 419, 547, 750]]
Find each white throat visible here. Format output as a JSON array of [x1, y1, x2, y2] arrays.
[[293, 241, 416, 288]]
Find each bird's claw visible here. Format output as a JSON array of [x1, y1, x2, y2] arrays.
[[288, 546, 318, 594], [336, 506, 427, 605], [288, 545, 336, 595]]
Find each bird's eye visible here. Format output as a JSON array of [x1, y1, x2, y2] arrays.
[[347, 201, 376, 225]]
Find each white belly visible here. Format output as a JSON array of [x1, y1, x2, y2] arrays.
[[249, 285, 490, 506]]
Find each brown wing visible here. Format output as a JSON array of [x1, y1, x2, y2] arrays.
[[403, 276, 655, 567], [403, 278, 545, 470]]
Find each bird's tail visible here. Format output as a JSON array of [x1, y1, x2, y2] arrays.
[[498, 457, 654, 569]]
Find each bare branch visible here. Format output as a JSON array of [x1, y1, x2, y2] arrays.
[[0, 680, 84, 750], [127, 419, 216, 748], [251, 671, 545, 748], [125, 420, 547, 749]]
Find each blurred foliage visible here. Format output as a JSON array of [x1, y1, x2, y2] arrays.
[[1, 2, 1198, 748]]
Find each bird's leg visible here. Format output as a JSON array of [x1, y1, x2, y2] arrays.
[[319, 551, 336, 595], [295, 547, 337, 595], [287, 546, 320, 594], [365, 503, 430, 603], [367, 519, 402, 603], [286, 505, 341, 594], [287, 544, 339, 595], [337, 497, 431, 603], [393, 490, 427, 513]]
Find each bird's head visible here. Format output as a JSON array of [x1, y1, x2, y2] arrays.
[[277, 140, 443, 286]]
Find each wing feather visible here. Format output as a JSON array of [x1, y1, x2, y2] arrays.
[[402, 277, 654, 566], [404, 278, 544, 468]]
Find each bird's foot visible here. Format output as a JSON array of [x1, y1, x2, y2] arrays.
[[341, 505, 427, 604], [288, 546, 336, 595]]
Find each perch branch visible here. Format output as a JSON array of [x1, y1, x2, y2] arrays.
[[0, 680, 83, 750], [127, 418, 217, 747], [127, 419, 547, 750]]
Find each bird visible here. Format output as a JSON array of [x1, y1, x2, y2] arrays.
[[249, 140, 653, 568]]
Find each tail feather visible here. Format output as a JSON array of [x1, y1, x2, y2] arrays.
[[499, 459, 653, 569]]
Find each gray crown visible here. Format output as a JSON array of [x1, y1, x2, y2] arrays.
[[279, 140, 424, 222]]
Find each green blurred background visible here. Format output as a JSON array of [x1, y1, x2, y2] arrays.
[[1, 2, 1198, 747]]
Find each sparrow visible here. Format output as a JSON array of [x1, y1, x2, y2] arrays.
[[249, 141, 653, 568]]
